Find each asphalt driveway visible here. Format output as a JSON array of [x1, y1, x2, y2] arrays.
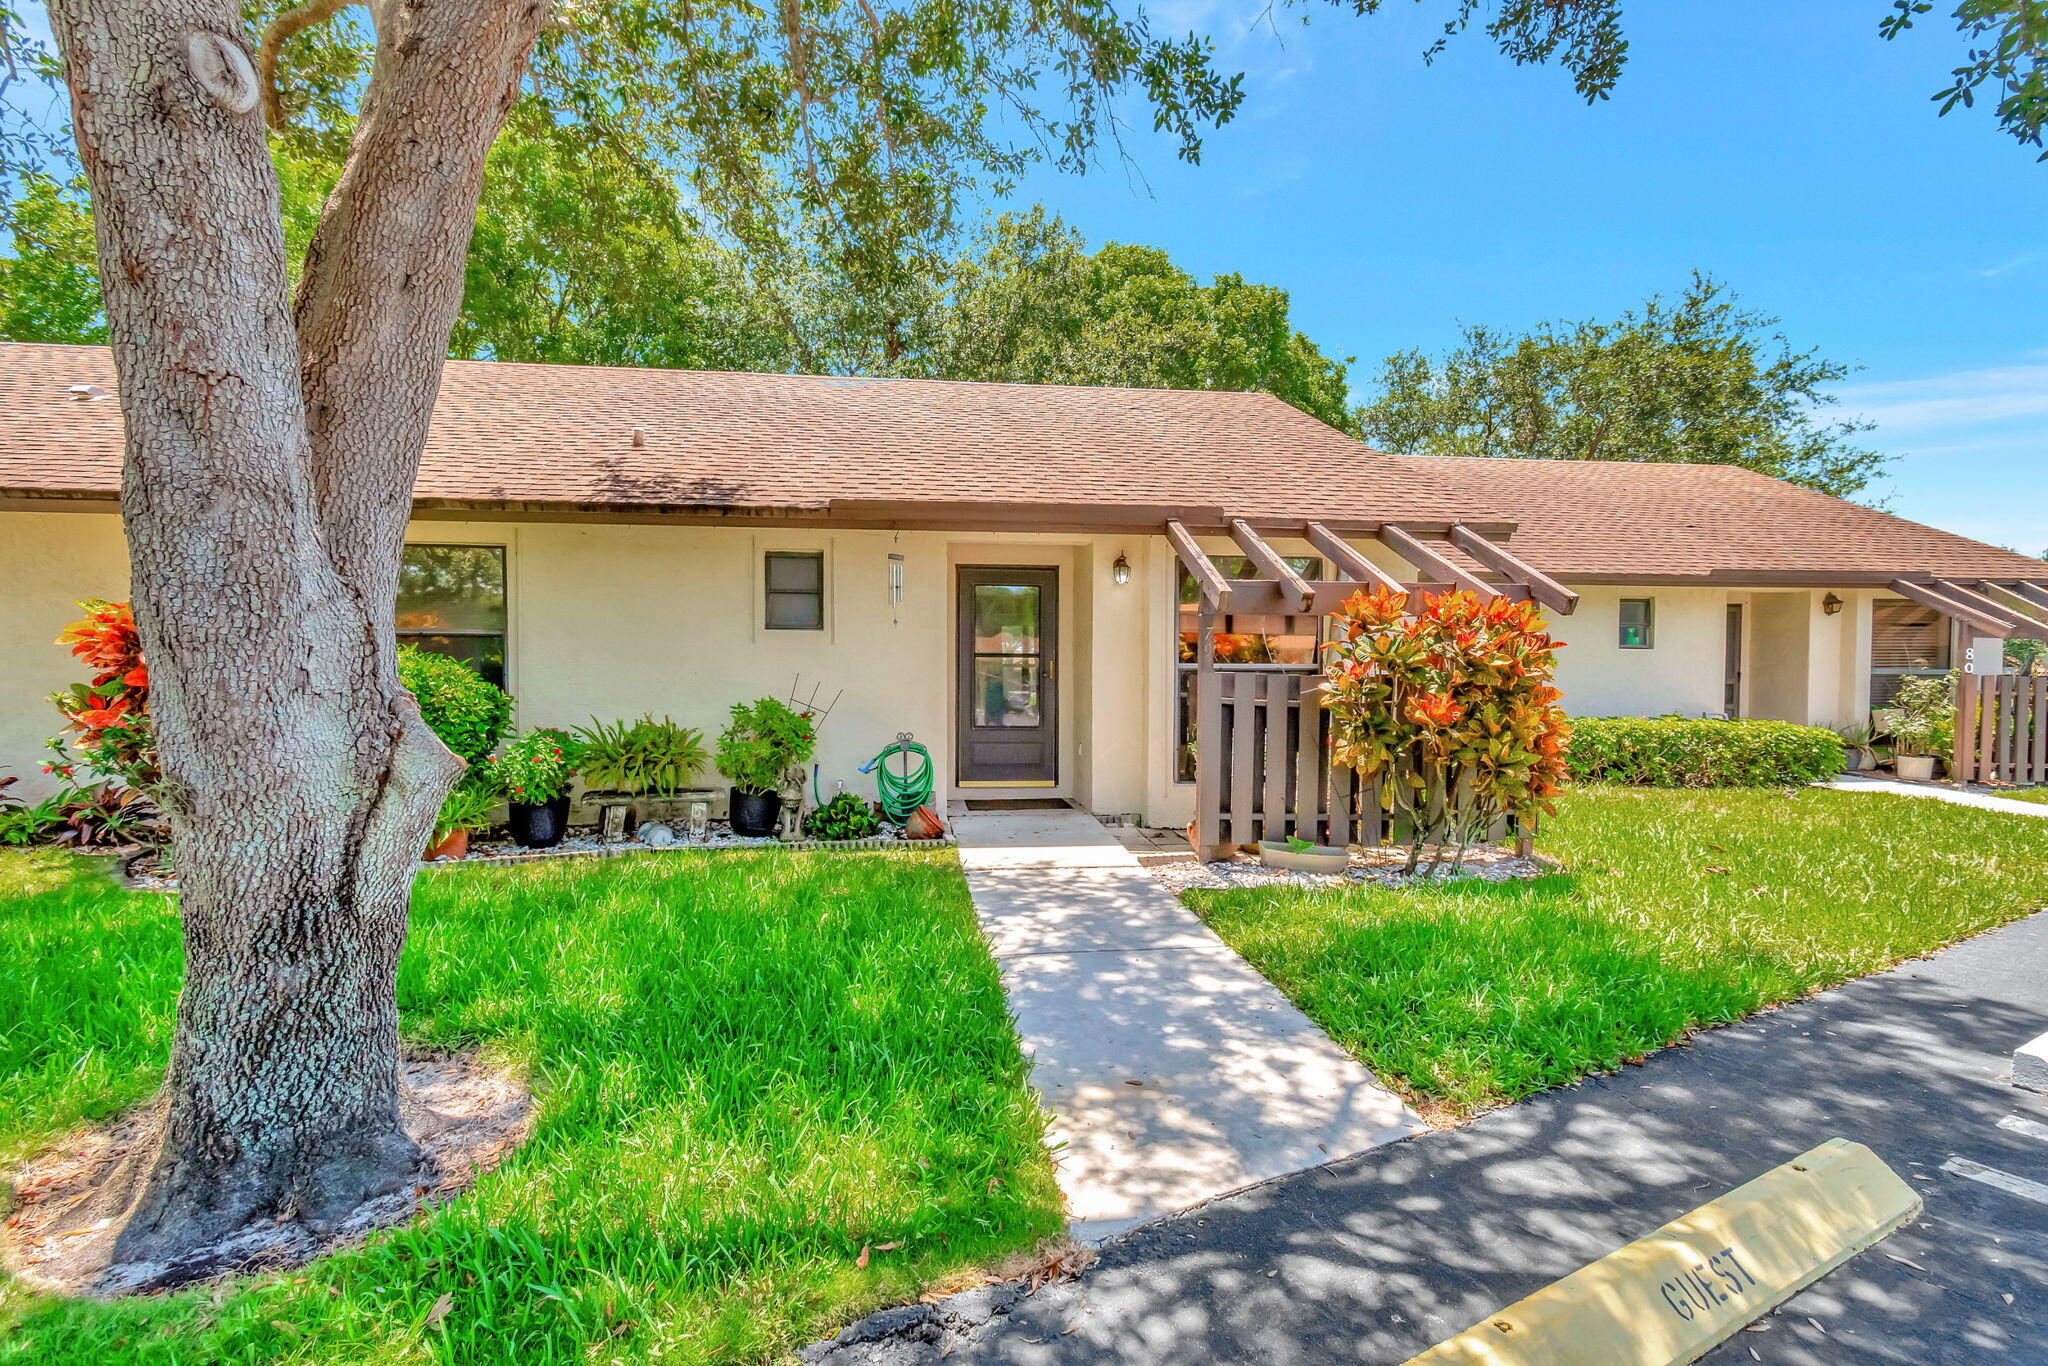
[[808, 908, 2048, 1365]]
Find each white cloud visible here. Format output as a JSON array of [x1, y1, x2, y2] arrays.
[[1980, 248, 2048, 279], [1833, 354, 2048, 435]]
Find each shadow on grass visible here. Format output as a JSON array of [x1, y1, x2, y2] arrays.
[[2, 848, 1061, 1366]]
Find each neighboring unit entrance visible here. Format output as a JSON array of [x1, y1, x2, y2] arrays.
[[1725, 603, 1744, 718], [956, 567, 1058, 785]]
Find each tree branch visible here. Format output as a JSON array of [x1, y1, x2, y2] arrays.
[[258, 0, 356, 129]]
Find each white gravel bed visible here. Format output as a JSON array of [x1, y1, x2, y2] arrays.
[[120, 821, 946, 891], [1149, 843, 1553, 895]]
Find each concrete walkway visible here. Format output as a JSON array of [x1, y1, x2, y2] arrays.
[[1827, 773, 2048, 816], [952, 810, 1424, 1243]]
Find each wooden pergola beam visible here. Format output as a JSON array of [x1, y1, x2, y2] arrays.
[[1980, 580, 2048, 628], [1230, 518, 1312, 612], [1887, 578, 2020, 638], [2002, 581, 2048, 613], [1934, 579, 2041, 638], [1962, 582, 2048, 642], [1376, 523, 1496, 598], [1304, 521, 1406, 595], [1165, 518, 1233, 610], [1449, 524, 1578, 616]]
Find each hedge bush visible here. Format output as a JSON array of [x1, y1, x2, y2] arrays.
[[1567, 715, 1844, 788], [398, 645, 513, 764]]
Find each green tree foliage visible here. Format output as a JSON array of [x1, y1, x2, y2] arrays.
[[904, 210, 1359, 430], [1356, 274, 1888, 496], [0, 174, 103, 343]]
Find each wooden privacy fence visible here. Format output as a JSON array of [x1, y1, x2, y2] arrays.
[[1197, 671, 1530, 853], [1202, 672, 1386, 849], [1954, 672, 2048, 786]]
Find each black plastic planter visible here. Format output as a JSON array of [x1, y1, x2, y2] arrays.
[[508, 795, 572, 849], [728, 787, 782, 837]]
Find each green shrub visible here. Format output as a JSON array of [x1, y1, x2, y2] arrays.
[[715, 697, 818, 793], [1567, 715, 1844, 787], [803, 792, 883, 840], [398, 645, 512, 765]]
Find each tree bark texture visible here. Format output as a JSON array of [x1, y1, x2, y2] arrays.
[[46, 0, 546, 1273]]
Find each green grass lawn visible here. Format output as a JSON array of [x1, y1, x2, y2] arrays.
[[2000, 786, 2048, 805], [1188, 786, 2048, 1120], [0, 849, 1061, 1365]]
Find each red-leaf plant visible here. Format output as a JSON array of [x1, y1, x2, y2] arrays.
[[1322, 587, 1570, 876], [48, 598, 160, 793]]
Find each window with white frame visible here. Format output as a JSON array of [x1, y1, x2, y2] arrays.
[[1619, 597, 1655, 649], [765, 551, 825, 630]]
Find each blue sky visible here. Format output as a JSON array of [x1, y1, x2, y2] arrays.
[[994, 0, 2048, 554]]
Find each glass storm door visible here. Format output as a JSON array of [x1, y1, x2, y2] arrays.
[[956, 567, 1059, 785]]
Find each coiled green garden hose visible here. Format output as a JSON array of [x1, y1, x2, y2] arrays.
[[860, 733, 935, 824]]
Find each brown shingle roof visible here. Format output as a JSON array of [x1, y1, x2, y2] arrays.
[[0, 342, 1483, 524], [2, 341, 2040, 584], [1395, 453, 2048, 582]]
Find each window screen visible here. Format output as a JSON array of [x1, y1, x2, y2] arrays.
[[1619, 598, 1654, 649], [765, 551, 825, 630], [396, 544, 506, 688], [1871, 599, 1951, 708]]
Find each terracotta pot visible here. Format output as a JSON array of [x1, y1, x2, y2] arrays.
[[1258, 840, 1349, 875], [905, 804, 947, 841], [424, 828, 469, 861], [508, 796, 572, 849]]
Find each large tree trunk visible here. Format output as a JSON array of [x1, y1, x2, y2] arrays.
[[46, 0, 545, 1275]]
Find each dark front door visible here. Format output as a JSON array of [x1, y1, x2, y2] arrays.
[[1725, 603, 1745, 718], [957, 567, 1058, 785]]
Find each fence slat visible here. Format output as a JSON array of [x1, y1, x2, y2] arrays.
[[1262, 674, 1288, 842], [1328, 742, 1353, 848], [1956, 672, 1979, 783], [1227, 673, 1257, 849], [2023, 675, 2039, 786], [1977, 677, 1989, 781], [1294, 677, 1322, 838]]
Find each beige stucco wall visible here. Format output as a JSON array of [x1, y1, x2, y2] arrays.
[[0, 508, 1892, 823], [1, 511, 134, 797], [0, 510, 1169, 817]]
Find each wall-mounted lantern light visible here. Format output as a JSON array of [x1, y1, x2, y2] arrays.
[[1822, 592, 1844, 616], [1112, 552, 1131, 586]]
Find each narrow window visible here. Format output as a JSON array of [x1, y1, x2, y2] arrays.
[[765, 551, 825, 630], [396, 544, 507, 687], [1619, 597, 1655, 649]]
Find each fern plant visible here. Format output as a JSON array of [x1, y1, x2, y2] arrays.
[[574, 715, 709, 795]]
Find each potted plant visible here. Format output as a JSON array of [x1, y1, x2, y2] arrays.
[[489, 727, 582, 848], [1258, 833, 1349, 875], [573, 714, 710, 821], [715, 698, 817, 836], [1837, 721, 1877, 772], [1888, 674, 1953, 782], [427, 780, 498, 860]]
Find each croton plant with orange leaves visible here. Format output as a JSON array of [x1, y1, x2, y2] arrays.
[[47, 598, 159, 790], [1321, 586, 1569, 873]]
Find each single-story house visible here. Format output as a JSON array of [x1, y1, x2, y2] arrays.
[[3, 340, 2045, 828]]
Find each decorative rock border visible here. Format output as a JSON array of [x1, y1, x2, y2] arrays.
[[424, 833, 956, 871]]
